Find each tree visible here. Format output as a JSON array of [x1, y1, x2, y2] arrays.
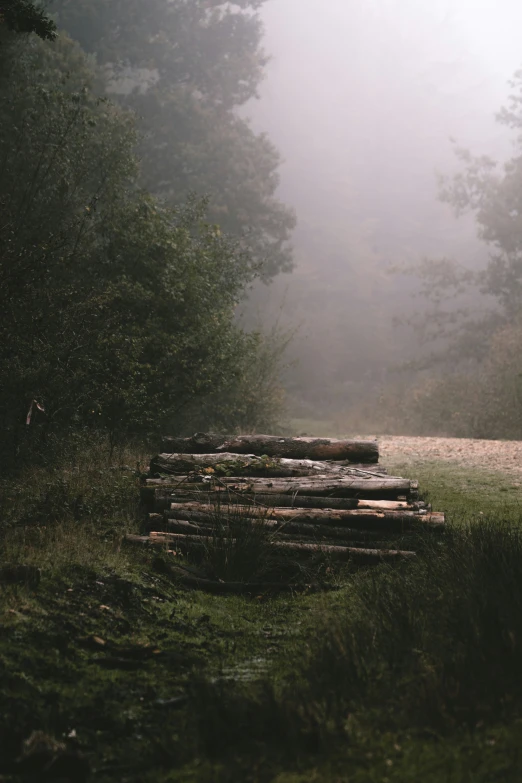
[[0, 0, 56, 40], [0, 32, 284, 464], [402, 70, 522, 349], [52, 0, 295, 280], [438, 70, 522, 319], [393, 70, 522, 438]]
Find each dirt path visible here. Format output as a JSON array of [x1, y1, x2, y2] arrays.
[[378, 435, 522, 478]]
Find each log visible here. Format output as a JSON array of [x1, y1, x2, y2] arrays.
[[148, 516, 416, 543], [150, 452, 373, 478], [219, 435, 379, 462], [147, 515, 209, 536], [333, 466, 389, 477], [142, 487, 428, 514], [132, 532, 415, 562], [163, 503, 442, 530], [358, 499, 428, 511], [145, 475, 418, 500], [145, 464, 387, 483], [145, 490, 359, 513], [160, 433, 379, 463]]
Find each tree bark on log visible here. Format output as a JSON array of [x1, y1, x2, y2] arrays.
[[141, 486, 428, 514], [144, 475, 418, 500], [150, 452, 378, 478], [145, 464, 386, 483], [219, 435, 379, 462], [129, 532, 415, 562], [160, 433, 379, 463], [163, 503, 443, 530]]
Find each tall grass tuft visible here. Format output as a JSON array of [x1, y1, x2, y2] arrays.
[[179, 520, 522, 761], [178, 498, 321, 585], [302, 520, 522, 730], [198, 502, 285, 583]]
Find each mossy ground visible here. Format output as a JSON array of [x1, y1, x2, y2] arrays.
[[2, 443, 522, 781], [0, 556, 314, 780]]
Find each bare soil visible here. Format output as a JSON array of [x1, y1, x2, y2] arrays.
[[378, 435, 522, 479]]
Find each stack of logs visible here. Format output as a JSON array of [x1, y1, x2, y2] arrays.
[[134, 433, 445, 565]]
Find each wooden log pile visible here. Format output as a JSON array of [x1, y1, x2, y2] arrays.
[[131, 433, 445, 568]]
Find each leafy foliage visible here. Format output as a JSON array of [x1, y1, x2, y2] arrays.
[[0, 33, 285, 466], [0, 0, 56, 40], [53, 0, 296, 280]]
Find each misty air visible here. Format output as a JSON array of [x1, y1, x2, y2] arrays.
[[2, 2, 522, 780]]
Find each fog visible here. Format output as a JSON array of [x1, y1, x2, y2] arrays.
[[37, 0, 522, 437], [239, 0, 522, 427]]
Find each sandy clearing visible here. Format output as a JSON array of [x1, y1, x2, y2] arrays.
[[376, 435, 522, 479]]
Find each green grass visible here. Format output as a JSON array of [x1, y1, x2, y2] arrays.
[[3, 441, 522, 781], [388, 460, 522, 523]]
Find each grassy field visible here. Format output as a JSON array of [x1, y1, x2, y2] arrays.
[[389, 460, 522, 523], [2, 442, 522, 781]]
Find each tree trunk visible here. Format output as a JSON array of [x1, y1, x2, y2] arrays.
[[160, 433, 379, 462]]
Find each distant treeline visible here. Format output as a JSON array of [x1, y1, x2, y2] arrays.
[[367, 72, 522, 440], [273, 57, 522, 440]]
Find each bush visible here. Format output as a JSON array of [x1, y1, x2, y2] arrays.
[[0, 33, 287, 470]]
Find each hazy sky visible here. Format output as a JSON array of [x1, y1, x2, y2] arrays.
[[261, 0, 522, 90], [247, 0, 522, 245], [256, 0, 522, 128], [452, 0, 522, 79], [244, 1, 522, 410]]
